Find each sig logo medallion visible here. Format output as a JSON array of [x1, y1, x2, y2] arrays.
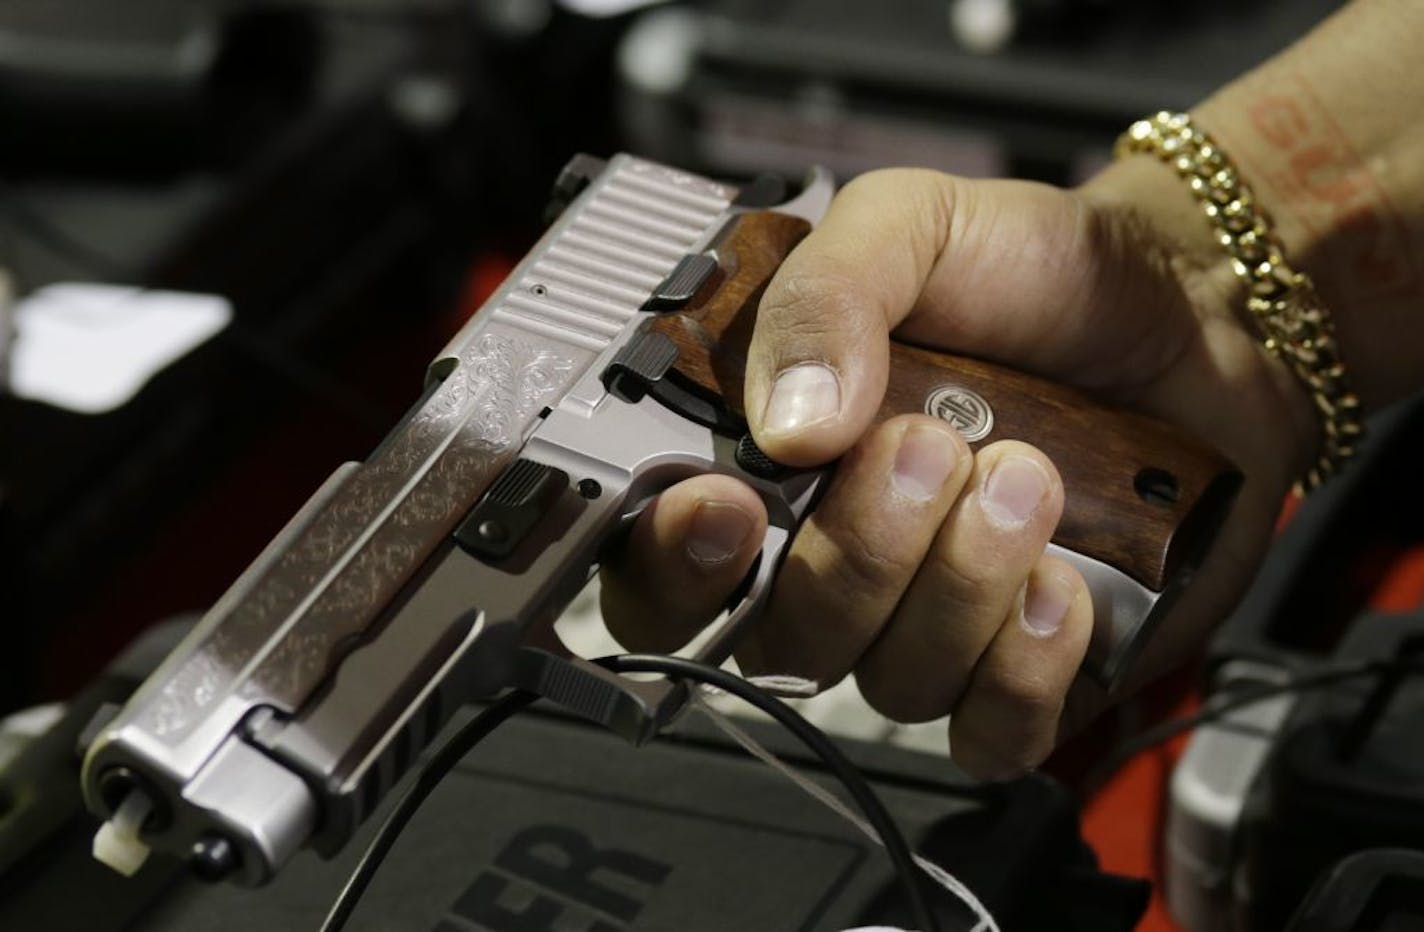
[[925, 385, 994, 442]]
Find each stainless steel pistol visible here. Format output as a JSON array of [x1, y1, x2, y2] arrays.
[[80, 154, 1240, 885]]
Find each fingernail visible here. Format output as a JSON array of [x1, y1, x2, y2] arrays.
[[1022, 573, 1074, 637], [891, 424, 959, 502], [687, 501, 755, 567], [762, 363, 841, 435], [981, 456, 1049, 527]]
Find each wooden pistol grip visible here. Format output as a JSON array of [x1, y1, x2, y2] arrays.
[[649, 210, 1241, 595]]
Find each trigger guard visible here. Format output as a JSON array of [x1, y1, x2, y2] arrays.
[[511, 523, 794, 744], [687, 523, 792, 669]]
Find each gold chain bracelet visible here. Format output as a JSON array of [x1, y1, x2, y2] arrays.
[[1114, 111, 1363, 491]]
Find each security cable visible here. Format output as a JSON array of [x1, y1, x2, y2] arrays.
[[319, 689, 539, 932], [321, 656, 942, 932], [599, 655, 941, 932], [1092, 657, 1424, 785]]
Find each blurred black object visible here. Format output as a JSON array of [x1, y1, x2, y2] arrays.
[[1208, 393, 1424, 678], [1166, 391, 1424, 931], [1240, 613, 1424, 931], [0, 0, 321, 178], [616, 0, 1342, 184], [463, 0, 638, 230], [0, 619, 197, 929], [1284, 849, 1424, 932], [946, 0, 1268, 55]]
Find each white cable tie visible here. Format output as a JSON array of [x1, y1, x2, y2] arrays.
[[744, 673, 821, 697], [92, 791, 154, 877]]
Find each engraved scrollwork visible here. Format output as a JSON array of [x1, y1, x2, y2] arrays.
[[130, 163, 729, 748], [151, 652, 222, 737], [237, 331, 576, 709]]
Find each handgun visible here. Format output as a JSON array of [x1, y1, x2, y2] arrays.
[[79, 154, 1240, 885]]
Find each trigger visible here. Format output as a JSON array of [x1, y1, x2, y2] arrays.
[[734, 434, 788, 480], [725, 548, 765, 610]]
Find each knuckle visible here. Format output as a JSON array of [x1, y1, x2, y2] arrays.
[[841, 167, 953, 203], [842, 168, 960, 262], [837, 167, 913, 196], [761, 270, 874, 338], [930, 547, 1002, 610], [980, 663, 1063, 723], [837, 168, 916, 205], [858, 673, 943, 724], [831, 519, 919, 596], [840, 167, 898, 191], [951, 721, 1040, 781], [1035, 552, 1081, 585]]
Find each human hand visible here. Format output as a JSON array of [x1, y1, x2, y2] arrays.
[[599, 160, 1315, 778]]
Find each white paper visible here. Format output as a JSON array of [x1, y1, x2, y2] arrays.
[[9, 283, 232, 414]]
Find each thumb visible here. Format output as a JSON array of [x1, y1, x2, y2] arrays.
[[746, 169, 962, 467]]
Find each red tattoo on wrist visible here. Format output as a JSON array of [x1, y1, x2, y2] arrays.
[[1238, 77, 1419, 303]]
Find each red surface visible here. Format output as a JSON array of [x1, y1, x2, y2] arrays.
[[453, 254, 517, 329], [1076, 691, 1199, 932], [1069, 481, 1424, 930], [1369, 547, 1424, 613], [1064, 494, 1311, 931]]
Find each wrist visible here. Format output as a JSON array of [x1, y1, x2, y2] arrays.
[[1189, 71, 1423, 410], [1074, 153, 1321, 498], [1076, 155, 1226, 273]]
